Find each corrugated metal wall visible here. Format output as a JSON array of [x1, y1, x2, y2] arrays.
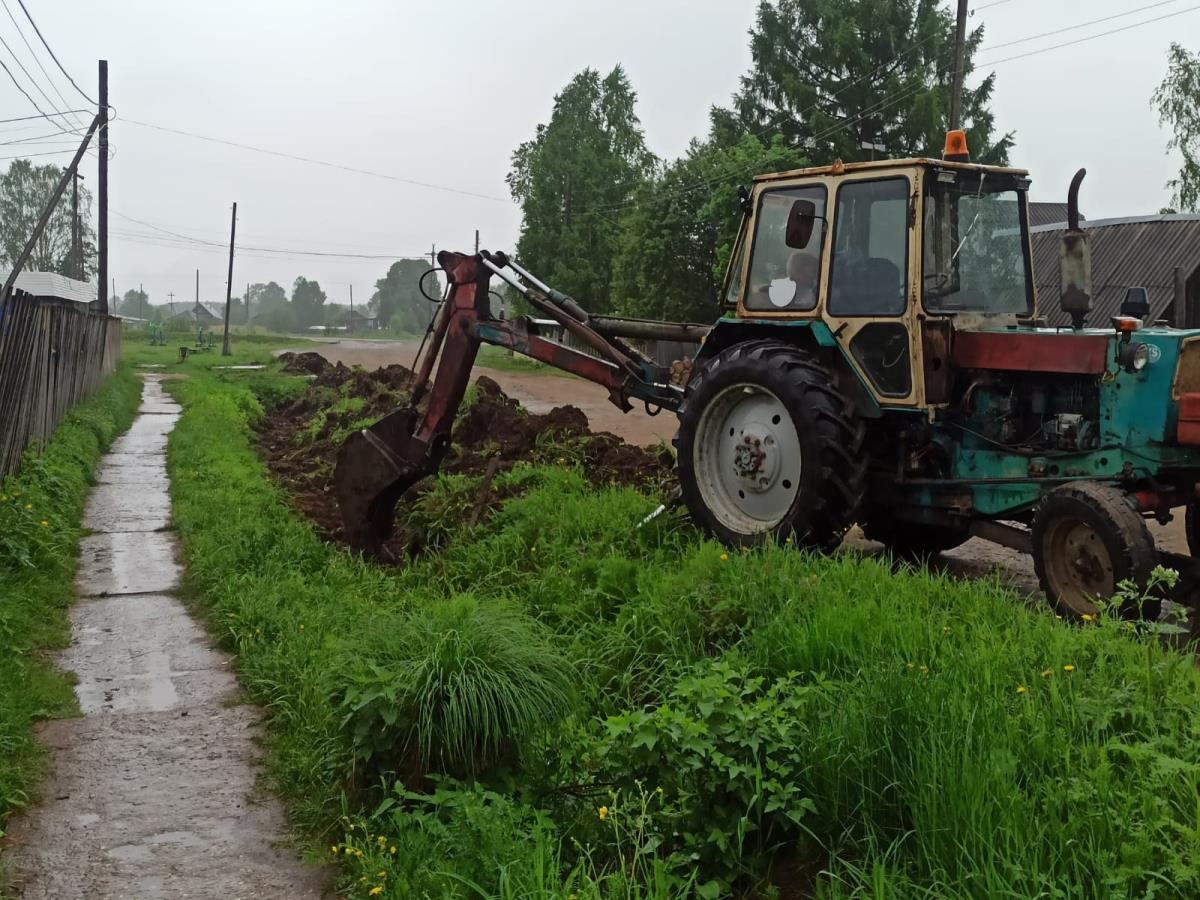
[[1031, 216, 1200, 327]]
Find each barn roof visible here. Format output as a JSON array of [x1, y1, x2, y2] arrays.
[[1030, 214, 1200, 326]]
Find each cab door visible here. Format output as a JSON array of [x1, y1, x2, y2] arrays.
[[820, 171, 924, 407]]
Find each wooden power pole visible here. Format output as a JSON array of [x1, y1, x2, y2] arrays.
[[222, 202, 237, 356], [949, 0, 969, 132], [97, 60, 108, 313]]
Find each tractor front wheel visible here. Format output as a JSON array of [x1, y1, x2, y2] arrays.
[[1031, 482, 1159, 619], [675, 340, 866, 550]]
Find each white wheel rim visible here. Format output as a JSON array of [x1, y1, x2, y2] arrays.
[[693, 383, 802, 535]]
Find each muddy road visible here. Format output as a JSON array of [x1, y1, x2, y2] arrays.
[[281, 339, 1190, 598]]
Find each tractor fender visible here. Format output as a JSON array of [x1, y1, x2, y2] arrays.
[[696, 318, 883, 417]]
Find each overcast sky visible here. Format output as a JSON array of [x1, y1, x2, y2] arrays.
[[1, 0, 1191, 306]]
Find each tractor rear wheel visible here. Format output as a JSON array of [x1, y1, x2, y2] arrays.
[[1031, 482, 1159, 619], [675, 340, 866, 550], [1184, 497, 1200, 556]]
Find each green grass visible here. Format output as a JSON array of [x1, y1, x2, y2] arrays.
[[476, 344, 578, 378], [0, 363, 141, 834], [161, 362, 1200, 899]]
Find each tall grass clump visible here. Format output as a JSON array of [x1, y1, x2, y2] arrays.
[[0, 363, 141, 832], [340, 595, 576, 782]]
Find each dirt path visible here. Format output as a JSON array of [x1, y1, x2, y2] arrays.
[[3, 375, 325, 900], [281, 339, 677, 447]]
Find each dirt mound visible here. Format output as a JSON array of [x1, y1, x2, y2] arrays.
[[278, 351, 332, 376], [257, 366, 671, 561]]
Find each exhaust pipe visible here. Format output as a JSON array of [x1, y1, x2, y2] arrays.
[[1059, 168, 1092, 330]]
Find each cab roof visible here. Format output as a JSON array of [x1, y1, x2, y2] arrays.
[[752, 157, 1030, 184]]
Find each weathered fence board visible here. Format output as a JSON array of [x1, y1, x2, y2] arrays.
[[0, 289, 121, 480]]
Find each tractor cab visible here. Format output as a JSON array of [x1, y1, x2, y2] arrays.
[[720, 143, 1036, 409]]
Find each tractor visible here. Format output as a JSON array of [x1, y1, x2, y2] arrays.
[[334, 131, 1200, 619]]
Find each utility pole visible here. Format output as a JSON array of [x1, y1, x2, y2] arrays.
[[97, 59, 108, 314], [430, 243, 436, 269], [349, 283, 354, 332], [474, 229, 479, 254], [948, 0, 969, 133], [222, 202, 237, 356], [139, 282, 143, 320], [195, 268, 199, 314], [70, 171, 80, 280], [245, 282, 250, 325]]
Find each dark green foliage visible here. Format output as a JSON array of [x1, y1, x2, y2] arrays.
[[0, 365, 141, 830], [291, 276, 327, 329], [370, 259, 438, 332], [1153, 42, 1200, 212], [611, 135, 809, 322], [712, 0, 1012, 165], [507, 66, 654, 313], [247, 280, 294, 332], [0, 158, 96, 277], [339, 596, 576, 781]]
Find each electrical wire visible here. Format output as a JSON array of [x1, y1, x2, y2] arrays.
[[0, 0, 86, 131], [0, 33, 83, 136], [14, 0, 97, 106], [120, 118, 509, 203], [0, 108, 87, 125]]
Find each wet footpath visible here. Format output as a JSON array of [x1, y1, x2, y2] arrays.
[[5, 375, 325, 899]]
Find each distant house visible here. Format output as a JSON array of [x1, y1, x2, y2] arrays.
[[1030, 214, 1200, 327], [345, 309, 377, 332], [163, 301, 223, 324]]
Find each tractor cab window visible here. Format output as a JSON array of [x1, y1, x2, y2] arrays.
[[923, 169, 1033, 315], [744, 185, 827, 312], [828, 177, 910, 317]]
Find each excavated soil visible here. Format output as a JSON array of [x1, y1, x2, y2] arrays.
[[257, 355, 672, 559]]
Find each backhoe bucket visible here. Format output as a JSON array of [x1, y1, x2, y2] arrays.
[[333, 408, 424, 551]]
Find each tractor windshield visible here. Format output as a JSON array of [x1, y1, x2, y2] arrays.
[[923, 169, 1033, 315]]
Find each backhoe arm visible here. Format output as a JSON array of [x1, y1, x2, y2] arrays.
[[333, 250, 692, 552]]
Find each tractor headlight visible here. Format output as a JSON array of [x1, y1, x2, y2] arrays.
[[1117, 340, 1150, 373]]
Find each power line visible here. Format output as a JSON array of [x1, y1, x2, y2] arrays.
[[978, 2, 1200, 65], [981, 0, 1184, 53], [120, 118, 510, 203], [14, 0, 97, 105], [0, 108, 87, 124], [0, 0, 86, 131], [0, 32, 83, 136]]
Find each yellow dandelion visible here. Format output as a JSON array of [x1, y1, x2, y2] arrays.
[[905, 662, 915, 670], [330, 845, 339, 855], [40, 519, 48, 527], [719, 553, 729, 561], [556, 457, 566, 465], [377, 836, 386, 847], [918, 665, 928, 674], [942, 626, 951, 635], [1041, 669, 1053, 678], [389, 846, 396, 855], [299, 624, 305, 630], [598, 805, 608, 821], [1063, 664, 1076, 673], [1016, 685, 1026, 695], [1081, 613, 1095, 622], [355, 849, 364, 858], [24, 503, 31, 510], [369, 888, 384, 897], [377, 870, 386, 878]]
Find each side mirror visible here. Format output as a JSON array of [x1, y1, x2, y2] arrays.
[[785, 199, 817, 249]]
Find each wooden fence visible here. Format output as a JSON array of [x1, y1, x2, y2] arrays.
[[0, 289, 122, 480]]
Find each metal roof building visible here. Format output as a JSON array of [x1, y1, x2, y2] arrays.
[[1030, 214, 1200, 327], [0, 270, 96, 306]]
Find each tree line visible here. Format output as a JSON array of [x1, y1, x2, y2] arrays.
[[507, 0, 1200, 324], [113, 259, 440, 333]]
